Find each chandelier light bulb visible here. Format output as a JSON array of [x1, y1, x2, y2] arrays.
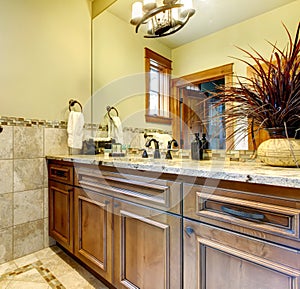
[[143, 0, 157, 11], [131, 2, 143, 24], [147, 19, 154, 35], [172, 7, 179, 21], [180, 0, 195, 18]]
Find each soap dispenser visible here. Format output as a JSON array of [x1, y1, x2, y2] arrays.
[[191, 133, 203, 160]]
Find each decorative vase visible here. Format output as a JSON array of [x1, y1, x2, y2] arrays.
[[257, 128, 300, 167]]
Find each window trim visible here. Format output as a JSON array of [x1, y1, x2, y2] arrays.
[[145, 48, 172, 125]]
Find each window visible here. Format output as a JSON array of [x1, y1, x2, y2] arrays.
[[145, 48, 172, 124]]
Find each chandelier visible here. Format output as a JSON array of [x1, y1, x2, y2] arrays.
[[130, 0, 195, 38]]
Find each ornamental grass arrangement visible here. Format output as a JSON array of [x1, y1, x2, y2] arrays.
[[213, 22, 300, 152]]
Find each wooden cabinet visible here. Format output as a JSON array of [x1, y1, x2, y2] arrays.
[[183, 181, 300, 289], [74, 187, 113, 283], [113, 198, 181, 289], [48, 159, 300, 289], [48, 161, 74, 252], [48, 180, 74, 252], [184, 219, 300, 289], [74, 164, 182, 289]]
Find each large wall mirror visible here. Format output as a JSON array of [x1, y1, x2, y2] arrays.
[[91, 0, 299, 150]]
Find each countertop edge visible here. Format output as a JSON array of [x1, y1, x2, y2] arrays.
[[46, 155, 300, 189]]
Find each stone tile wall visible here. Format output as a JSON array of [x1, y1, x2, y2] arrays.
[[0, 118, 68, 264]]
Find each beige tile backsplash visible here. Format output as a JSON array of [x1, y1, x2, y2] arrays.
[[0, 126, 13, 159], [0, 193, 13, 229], [44, 127, 68, 156], [14, 159, 44, 192], [0, 160, 13, 194], [13, 219, 44, 259], [13, 189, 44, 226], [0, 227, 13, 263], [0, 120, 68, 264], [14, 126, 44, 158]]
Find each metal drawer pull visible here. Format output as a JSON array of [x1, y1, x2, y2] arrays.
[[221, 206, 265, 221], [55, 170, 66, 177], [51, 169, 67, 178]]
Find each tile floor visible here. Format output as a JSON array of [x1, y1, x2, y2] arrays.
[[0, 246, 109, 289]]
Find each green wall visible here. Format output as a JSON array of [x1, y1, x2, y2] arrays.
[[172, 1, 300, 78], [0, 0, 91, 121]]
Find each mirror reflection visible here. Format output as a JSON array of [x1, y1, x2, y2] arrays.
[[91, 0, 298, 152]]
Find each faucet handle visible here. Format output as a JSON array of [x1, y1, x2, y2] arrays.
[[142, 149, 148, 158], [166, 139, 179, 159], [139, 148, 148, 158], [168, 139, 179, 149]]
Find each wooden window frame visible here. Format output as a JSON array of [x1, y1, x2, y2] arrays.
[[145, 48, 172, 125], [171, 63, 234, 149]]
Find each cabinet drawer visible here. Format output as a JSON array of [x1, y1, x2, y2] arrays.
[[184, 220, 300, 289], [48, 163, 73, 185], [74, 165, 181, 214], [183, 184, 300, 240]]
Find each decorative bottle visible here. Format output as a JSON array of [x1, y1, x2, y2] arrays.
[[201, 133, 209, 160], [191, 133, 203, 160], [201, 133, 209, 149]]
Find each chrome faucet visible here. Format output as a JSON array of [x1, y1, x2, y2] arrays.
[[145, 138, 160, 159]]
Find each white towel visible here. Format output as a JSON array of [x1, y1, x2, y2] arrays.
[[67, 111, 85, 149], [109, 116, 123, 144]]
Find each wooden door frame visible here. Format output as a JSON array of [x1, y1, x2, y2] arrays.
[[171, 63, 234, 149]]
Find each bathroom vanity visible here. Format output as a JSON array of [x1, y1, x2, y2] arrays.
[[47, 155, 300, 289]]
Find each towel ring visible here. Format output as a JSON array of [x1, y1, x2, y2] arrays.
[[106, 106, 119, 120], [69, 99, 82, 112]]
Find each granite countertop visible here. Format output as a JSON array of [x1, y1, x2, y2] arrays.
[[46, 154, 300, 189]]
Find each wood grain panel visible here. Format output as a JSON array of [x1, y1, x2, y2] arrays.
[[196, 192, 300, 239], [113, 200, 181, 289], [78, 196, 106, 269], [75, 165, 181, 214], [48, 180, 73, 252], [120, 210, 170, 289], [74, 188, 113, 283], [184, 220, 300, 289]]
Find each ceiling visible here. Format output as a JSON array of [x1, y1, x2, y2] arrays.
[[107, 0, 296, 49]]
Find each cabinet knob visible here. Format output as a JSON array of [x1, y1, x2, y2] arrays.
[[185, 226, 195, 237]]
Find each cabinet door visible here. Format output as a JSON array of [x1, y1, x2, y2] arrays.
[[48, 180, 73, 252], [184, 219, 300, 289], [74, 188, 113, 283], [114, 199, 182, 289]]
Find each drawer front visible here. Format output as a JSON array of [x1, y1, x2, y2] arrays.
[[184, 220, 300, 289], [48, 163, 74, 185], [183, 184, 300, 240], [74, 166, 181, 214]]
